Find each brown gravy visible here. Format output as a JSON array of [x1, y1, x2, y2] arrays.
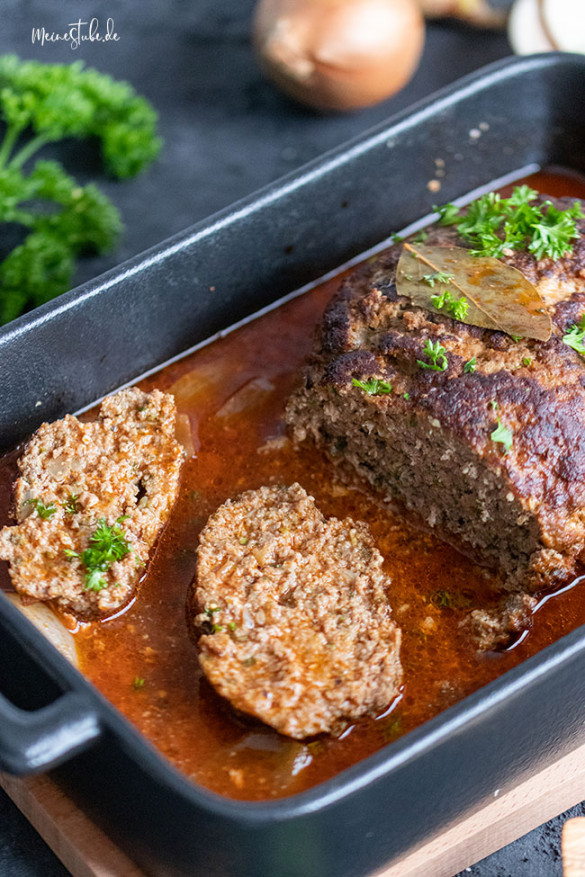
[[3, 169, 585, 801]]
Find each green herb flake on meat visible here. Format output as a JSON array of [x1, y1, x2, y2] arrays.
[[352, 378, 393, 395], [491, 420, 513, 454], [417, 340, 448, 372]]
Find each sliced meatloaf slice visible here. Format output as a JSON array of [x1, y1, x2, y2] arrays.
[[286, 196, 585, 593], [188, 483, 402, 739], [0, 388, 184, 617]]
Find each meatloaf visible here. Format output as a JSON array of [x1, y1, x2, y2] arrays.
[[188, 483, 402, 738], [0, 388, 184, 617], [286, 196, 585, 593]]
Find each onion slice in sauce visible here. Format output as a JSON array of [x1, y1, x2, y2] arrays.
[[4, 592, 79, 666]]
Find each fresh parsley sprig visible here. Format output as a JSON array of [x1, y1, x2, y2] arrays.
[[0, 55, 161, 323], [64, 517, 131, 592], [422, 271, 454, 287], [352, 377, 393, 395], [430, 288, 469, 321], [563, 315, 585, 356], [491, 420, 513, 454], [434, 186, 584, 262], [24, 497, 56, 519], [417, 340, 448, 372]]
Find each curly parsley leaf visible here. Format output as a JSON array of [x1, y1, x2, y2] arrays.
[[563, 316, 585, 355], [434, 202, 460, 226], [0, 55, 161, 324], [422, 271, 454, 287], [434, 186, 583, 262], [25, 497, 57, 519], [430, 288, 469, 321], [64, 517, 131, 592], [417, 339, 448, 372], [63, 493, 80, 515], [352, 377, 393, 395], [529, 203, 583, 261], [491, 419, 513, 454]]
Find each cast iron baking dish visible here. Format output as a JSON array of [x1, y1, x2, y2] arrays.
[[2, 53, 585, 877]]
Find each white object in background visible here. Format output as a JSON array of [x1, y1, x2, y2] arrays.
[[508, 0, 553, 54], [541, 0, 585, 53]]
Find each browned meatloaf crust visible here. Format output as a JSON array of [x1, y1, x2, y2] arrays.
[[286, 196, 585, 593], [0, 388, 184, 617], [188, 483, 402, 739]]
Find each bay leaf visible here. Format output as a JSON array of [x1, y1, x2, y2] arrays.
[[395, 244, 552, 342]]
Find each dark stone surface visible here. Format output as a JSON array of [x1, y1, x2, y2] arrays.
[[0, 2, 577, 876]]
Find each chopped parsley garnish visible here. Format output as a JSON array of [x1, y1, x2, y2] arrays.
[[132, 676, 145, 690], [63, 493, 79, 515], [227, 621, 237, 632], [522, 357, 532, 367], [491, 420, 513, 453], [211, 624, 224, 634], [25, 498, 56, 519], [403, 392, 410, 400], [431, 589, 472, 610], [205, 606, 221, 617], [434, 202, 461, 226], [413, 229, 428, 243], [381, 717, 402, 742], [85, 569, 108, 592], [352, 377, 393, 395], [563, 316, 585, 356], [463, 357, 477, 374], [434, 186, 584, 261], [422, 271, 455, 287], [431, 589, 452, 608], [417, 340, 448, 372], [430, 288, 469, 321], [530, 203, 584, 260], [64, 517, 131, 592]]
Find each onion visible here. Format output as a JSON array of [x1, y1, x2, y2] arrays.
[[253, 0, 425, 111], [540, 0, 585, 53], [415, 0, 508, 28], [174, 412, 196, 458], [215, 377, 275, 419], [4, 593, 79, 666], [507, 0, 553, 53], [508, 0, 585, 55]]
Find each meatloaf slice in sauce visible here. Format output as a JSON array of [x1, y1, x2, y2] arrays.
[[286, 195, 585, 594], [189, 483, 402, 739], [0, 388, 184, 617]]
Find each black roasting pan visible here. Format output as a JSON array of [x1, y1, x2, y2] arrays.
[[2, 53, 585, 877]]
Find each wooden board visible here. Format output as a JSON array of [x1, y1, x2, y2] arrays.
[[563, 818, 585, 877], [4, 742, 585, 877]]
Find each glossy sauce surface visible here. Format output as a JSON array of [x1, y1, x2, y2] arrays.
[[3, 170, 585, 801]]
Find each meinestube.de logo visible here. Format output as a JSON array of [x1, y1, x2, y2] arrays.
[[32, 18, 119, 50]]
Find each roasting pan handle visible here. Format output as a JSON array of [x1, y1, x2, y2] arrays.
[[0, 689, 101, 775]]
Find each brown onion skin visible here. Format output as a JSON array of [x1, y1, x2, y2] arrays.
[[253, 0, 425, 112], [416, 0, 507, 28]]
